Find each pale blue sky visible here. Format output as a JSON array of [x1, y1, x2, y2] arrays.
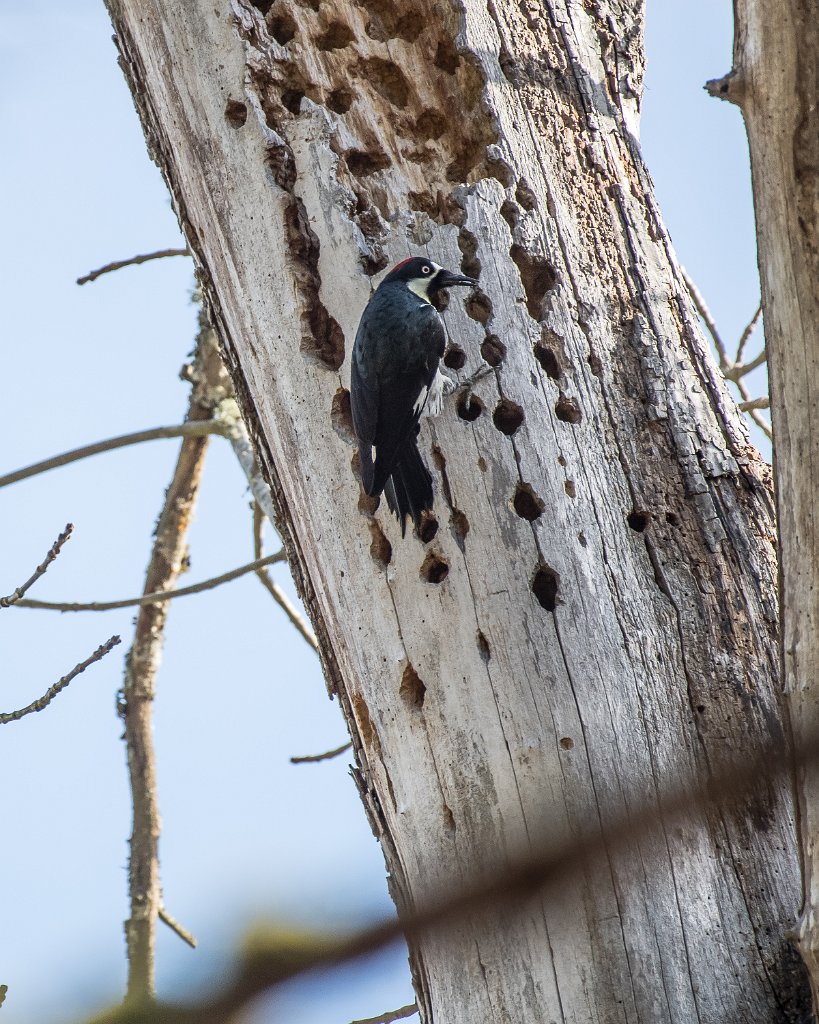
[[0, 3, 763, 1022]]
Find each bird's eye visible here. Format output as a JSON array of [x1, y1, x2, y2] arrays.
[[422, 265, 431, 274]]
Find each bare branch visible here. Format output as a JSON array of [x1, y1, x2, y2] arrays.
[[749, 412, 773, 439], [737, 397, 770, 412], [723, 347, 768, 383], [76, 248, 190, 285], [253, 503, 318, 650], [0, 523, 73, 608], [681, 266, 728, 369], [290, 741, 352, 765], [350, 1004, 418, 1024], [159, 907, 198, 949], [14, 554, 285, 612], [735, 300, 764, 366], [0, 422, 228, 491], [0, 636, 121, 725]]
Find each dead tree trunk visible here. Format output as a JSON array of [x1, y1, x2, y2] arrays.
[[708, 0, 819, 1010], [104, 0, 811, 1019]]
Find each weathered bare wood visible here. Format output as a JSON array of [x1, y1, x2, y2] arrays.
[[707, 0, 819, 1008], [105, 0, 809, 1019]]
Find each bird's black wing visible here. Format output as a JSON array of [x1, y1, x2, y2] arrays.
[[368, 310, 444, 496]]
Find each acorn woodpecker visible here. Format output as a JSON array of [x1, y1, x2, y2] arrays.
[[351, 256, 477, 536]]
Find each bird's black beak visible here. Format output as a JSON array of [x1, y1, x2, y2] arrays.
[[435, 268, 478, 289]]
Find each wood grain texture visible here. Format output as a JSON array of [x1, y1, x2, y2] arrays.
[[714, 0, 819, 1008], [104, 0, 810, 1018]]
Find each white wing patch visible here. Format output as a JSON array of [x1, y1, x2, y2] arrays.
[[413, 385, 429, 416]]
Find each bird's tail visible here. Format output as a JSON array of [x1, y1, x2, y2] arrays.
[[382, 440, 433, 537]]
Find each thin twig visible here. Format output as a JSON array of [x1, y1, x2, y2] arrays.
[[14, 554, 285, 613], [77, 248, 190, 285], [0, 523, 73, 608], [350, 1003, 418, 1024], [0, 421, 228, 490], [253, 503, 318, 650], [290, 741, 353, 765], [159, 907, 198, 949], [85, 723, 811, 1024], [0, 636, 121, 724], [735, 300, 763, 367], [723, 347, 768, 383], [737, 397, 770, 412], [681, 266, 728, 369]]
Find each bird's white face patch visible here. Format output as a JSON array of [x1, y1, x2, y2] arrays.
[[407, 261, 442, 304]]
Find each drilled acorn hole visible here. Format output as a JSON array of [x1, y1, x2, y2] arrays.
[[444, 345, 466, 370], [493, 399, 524, 436], [477, 630, 491, 662], [513, 482, 544, 521], [533, 342, 560, 380], [481, 334, 506, 367], [369, 521, 392, 567], [224, 99, 248, 128], [555, 395, 582, 424], [456, 393, 483, 421], [400, 663, 426, 709], [628, 510, 649, 533], [532, 565, 559, 611], [420, 551, 449, 584], [418, 513, 439, 544]]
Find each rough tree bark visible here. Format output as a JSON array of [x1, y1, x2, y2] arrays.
[[105, 0, 811, 1019], [707, 0, 819, 1010]]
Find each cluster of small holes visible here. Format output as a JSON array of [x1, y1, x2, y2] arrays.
[[481, 335, 506, 366], [225, 99, 248, 128], [493, 398, 524, 436], [456, 393, 483, 421], [628, 511, 649, 532], [444, 344, 466, 370], [532, 565, 559, 611], [399, 663, 426, 708], [533, 342, 560, 380], [513, 482, 544, 521], [555, 395, 582, 424], [421, 551, 449, 584], [457, 228, 482, 280]]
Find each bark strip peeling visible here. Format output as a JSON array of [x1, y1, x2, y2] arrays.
[[106, 0, 809, 1020]]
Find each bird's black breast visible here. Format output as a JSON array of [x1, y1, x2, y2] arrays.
[[351, 282, 445, 446]]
